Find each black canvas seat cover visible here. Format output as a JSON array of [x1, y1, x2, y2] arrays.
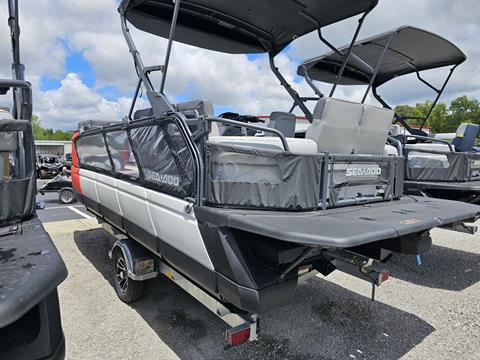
[[0, 119, 36, 226], [405, 149, 480, 182], [205, 142, 325, 210]]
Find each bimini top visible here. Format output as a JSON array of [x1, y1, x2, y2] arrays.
[[298, 26, 466, 86], [119, 0, 378, 55]]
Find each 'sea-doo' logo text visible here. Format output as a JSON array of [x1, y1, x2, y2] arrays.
[[345, 165, 382, 177], [144, 169, 180, 186]]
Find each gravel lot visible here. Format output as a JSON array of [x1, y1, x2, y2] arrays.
[[44, 219, 480, 360]]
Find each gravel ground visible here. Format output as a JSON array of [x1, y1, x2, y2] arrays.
[[44, 219, 480, 360]]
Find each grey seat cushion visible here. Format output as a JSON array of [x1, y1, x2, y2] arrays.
[[266, 111, 296, 137], [354, 105, 394, 155], [306, 97, 363, 154], [133, 100, 214, 121], [175, 99, 214, 117], [306, 97, 393, 155]]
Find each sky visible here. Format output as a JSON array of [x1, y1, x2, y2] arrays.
[[0, 0, 478, 131]]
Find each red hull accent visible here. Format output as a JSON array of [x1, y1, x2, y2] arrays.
[[71, 131, 82, 194]]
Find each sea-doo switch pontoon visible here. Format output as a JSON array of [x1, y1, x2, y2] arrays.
[[72, 1, 479, 345], [297, 25, 480, 204]]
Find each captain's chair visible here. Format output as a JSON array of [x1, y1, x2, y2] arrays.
[[265, 111, 296, 137], [451, 123, 479, 152]]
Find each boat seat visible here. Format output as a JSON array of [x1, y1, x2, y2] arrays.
[[306, 97, 363, 154], [451, 123, 479, 152], [133, 99, 214, 121], [208, 136, 318, 155], [0, 108, 16, 179], [384, 144, 398, 156], [133, 107, 153, 120], [354, 105, 394, 155], [175, 99, 214, 118], [0, 108, 16, 151], [405, 143, 452, 168], [405, 143, 452, 152], [265, 112, 296, 137]]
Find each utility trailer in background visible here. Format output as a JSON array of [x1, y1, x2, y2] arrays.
[[37, 173, 75, 204]]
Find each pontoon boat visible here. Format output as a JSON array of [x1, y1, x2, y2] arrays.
[[298, 25, 480, 203], [71, 0, 479, 345]]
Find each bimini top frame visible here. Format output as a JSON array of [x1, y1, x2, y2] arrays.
[[297, 26, 466, 134], [118, 0, 379, 122]]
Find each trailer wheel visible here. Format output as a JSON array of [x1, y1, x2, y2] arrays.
[[112, 250, 144, 303], [58, 188, 74, 204]]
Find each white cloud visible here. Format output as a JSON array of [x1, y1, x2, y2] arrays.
[[34, 73, 122, 130], [0, 0, 478, 130], [290, 0, 480, 106]]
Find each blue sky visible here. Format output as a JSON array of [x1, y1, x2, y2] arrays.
[[0, 0, 477, 130]]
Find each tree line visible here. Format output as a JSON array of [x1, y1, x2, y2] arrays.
[[31, 95, 479, 140], [395, 95, 480, 134], [32, 115, 73, 140]]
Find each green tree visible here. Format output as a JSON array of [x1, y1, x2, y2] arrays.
[[31, 115, 73, 141], [395, 95, 480, 135], [448, 95, 480, 131]]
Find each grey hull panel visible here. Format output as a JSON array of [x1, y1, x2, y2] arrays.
[[195, 196, 479, 248]]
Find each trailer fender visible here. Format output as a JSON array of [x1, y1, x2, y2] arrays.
[[108, 239, 158, 281]]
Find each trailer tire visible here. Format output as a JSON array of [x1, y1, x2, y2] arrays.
[[58, 188, 75, 204], [112, 250, 144, 303]]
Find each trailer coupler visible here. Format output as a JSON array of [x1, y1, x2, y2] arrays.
[[322, 249, 389, 301]]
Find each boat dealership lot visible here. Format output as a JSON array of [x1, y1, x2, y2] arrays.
[[36, 180, 92, 222], [42, 214, 480, 359]]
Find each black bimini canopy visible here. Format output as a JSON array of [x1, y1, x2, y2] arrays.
[[119, 0, 378, 55], [298, 26, 466, 86]]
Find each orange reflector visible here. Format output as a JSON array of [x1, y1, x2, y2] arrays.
[[226, 325, 251, 346]]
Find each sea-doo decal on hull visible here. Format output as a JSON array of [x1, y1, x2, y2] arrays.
[[144, 169, 180, 187]]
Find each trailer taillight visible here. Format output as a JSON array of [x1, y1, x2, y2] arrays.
[[225, 324, 251, 347], [379, 271, 389, 284]]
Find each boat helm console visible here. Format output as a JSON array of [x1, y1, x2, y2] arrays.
[[71, 0, 479, 338]]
